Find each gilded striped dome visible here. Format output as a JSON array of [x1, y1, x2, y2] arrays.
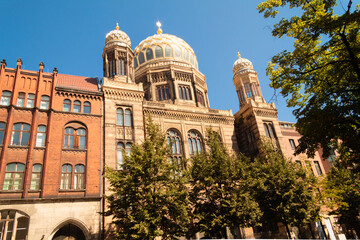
[[133, 33, 198, 70], [233, 53, 253, 74], [105, 24, 131, 48]]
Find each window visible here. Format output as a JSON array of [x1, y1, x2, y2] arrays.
[[73, 100, 81, 113], [155, 46, 163, 58], [196, 90, 205, 106], [40, 95, 49, 110], [0, 122, 5, 145], [314, 161, 323, 176], [16, 92, 26, 107], [134, 57, 138, 69], [10, 123, 31, 146], [3, 163, 25, 190], [0, 91, 11, 106], [30, 164, 42, 190], [237, 87, 246, 103], [138, 52, 145, 64], [64, 127, 87, 149], [157, 85, 170, 101], [252, 83, 259, 96], [146, 48, 154, 61], [63, 99, 71, 112], [174, 45, 181, 58], [117, 142, 132, 169], [0, 210, 29, 240], [289, 139, 296, 150], [167, 130, 182, 155], [60, 164, 72, 190], [188, 130, 203, 155], [263, 122, 276, 139], [305, 161, 315, 176], [125, 109, 132, 127], [117, 109, 124, 126], [74, 164, 85, 189], [26, 93, 35, 108], [244, 83, 253, 98], [119, 59, 126, 75], [179, 85, 192, 100], [35, 125, 46, 147], [165, 45, 173, 57], [83, 101, 91, 114]]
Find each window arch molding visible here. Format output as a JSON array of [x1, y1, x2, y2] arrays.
[[187, 129, 203, 155], [116, 107, 132, 127], [166, 128, 183, 155], [63, 121, 87, 150]]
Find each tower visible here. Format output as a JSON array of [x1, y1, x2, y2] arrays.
[[233, 53, 285, 156]]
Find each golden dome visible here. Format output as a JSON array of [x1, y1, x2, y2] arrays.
[[105, 23, 131, 48], [233, 52, 253, 74], [133, 32, 198, 70]]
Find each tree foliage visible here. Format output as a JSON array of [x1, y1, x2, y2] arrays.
[[250, 140, 320, 238], [257, 0, 360, 159], [190, 129, 261, 238], [105, 118, 190, 240]]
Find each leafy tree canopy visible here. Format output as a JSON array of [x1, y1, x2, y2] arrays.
[[105, 117, 190, 240], [190, 128, 261, 238], [257, 0, 360, 159]]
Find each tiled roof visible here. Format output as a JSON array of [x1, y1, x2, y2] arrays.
[[57, 74, 99, 92]]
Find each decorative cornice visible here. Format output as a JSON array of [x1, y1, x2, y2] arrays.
[[253, 108, 278, 118], [55, 90, 102, 100], [103, 89, 144, 102]]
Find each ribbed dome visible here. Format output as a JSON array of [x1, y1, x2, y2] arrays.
[[105, 24, 131, 48], [233, 54, 253, 74], [133, 33, 198, 70]]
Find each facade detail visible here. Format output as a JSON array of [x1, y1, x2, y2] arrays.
[[0, 23, 334, 239]]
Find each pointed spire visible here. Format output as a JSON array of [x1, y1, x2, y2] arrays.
[[156, 21, 163, 34], [116, 23, 119, 30]]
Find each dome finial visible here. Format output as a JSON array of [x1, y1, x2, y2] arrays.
[[156, 21, 163, 34], [238, 52, 241, 59], [116, 23, 119, 30]]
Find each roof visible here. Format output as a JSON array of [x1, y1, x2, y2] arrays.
[[57, 74, 99, 92]]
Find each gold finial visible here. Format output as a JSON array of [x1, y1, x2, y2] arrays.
[[116, 23, 119, 30], [238, 52, 241, 59], [156, 21, 163, 34]]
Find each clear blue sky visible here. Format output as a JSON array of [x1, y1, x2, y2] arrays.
[[1, 0, 298, 122]]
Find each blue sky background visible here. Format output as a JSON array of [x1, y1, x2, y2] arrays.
[[0, 0, 314, 122]]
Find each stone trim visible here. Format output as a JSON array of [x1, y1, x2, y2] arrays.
[[103, 89, 144, 102], [254, 109, 278, 118]]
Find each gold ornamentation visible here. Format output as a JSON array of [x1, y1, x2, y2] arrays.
[[156, 21, 162, 34], [116, 23, 119, 30], [238, 52, 241, 59]]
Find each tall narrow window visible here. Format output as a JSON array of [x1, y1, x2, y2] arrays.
[[125, 143, 132, 156], [289, 139, 296, 150], [73, 100, 81, 113], [11, 123, 31, 146], [35, 125, 46, 147], [138, 52, 145, 65], [252, 83, 259, 96], [3, 163, 25, 190], [60, 164, 72, 190], [244, 84, 253, 98], [83, 101, 91, 114], [26, 93, 35, 108], [155, 46, 164, 58], [146, 48, 154, 61], [40, 95, 50, 110], [30, 164, 42, 190], [188, 131, 202, 155], [0, 122, 5, 145], [314, 161, 323, 176], [0, 91, 11, 106], [117, 108, 124, 126], [74, 164, 85, 189], [119, 59, 125, 75], [264, 123, 276, 139], [157, 85, 170, 101], [197, 90, 205, 106], [16, 92, 26, 107], [167, 130, 182, 155], [77, 128, 86, 149], [125, 109, 132, 127], [117, 142, 125, 169], [63, 99, 71, 112], [64, 127, 75, 149], [179, 86, 192, 100]]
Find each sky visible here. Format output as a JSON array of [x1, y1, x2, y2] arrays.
[[0, 0, 303, 122]]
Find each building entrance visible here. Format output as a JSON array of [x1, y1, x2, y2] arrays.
[[52, 224, 86, 240]]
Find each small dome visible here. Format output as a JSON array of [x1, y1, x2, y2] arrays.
[[134, 30, 198, 70], [233, 53, 253, 74], [105, 23, 131, 48]]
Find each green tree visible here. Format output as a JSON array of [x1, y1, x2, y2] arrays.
[[324, 147, 360, 238], [257, 0, 360, 159], [190, 129, 261, 239], [105, 118, 190, 240], [250, 140, 320, 238]]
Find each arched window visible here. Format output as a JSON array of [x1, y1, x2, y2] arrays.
[[125, 143, 132, 156], [16, 92, 26, 107], [63, 99, 71, 112], [165, 45, 173, 57], [40, 95, 50, 110], [167, 130, 182, 155], [146, 48, 154, 61], [117, 108, 124, 126], [197, 90, 205, 106], [0, 91, 11, 106], [74, 164, 85, 189], [26, 93, 35, 108], [117, 142, 125, 169], [244, 84, 253, 98], [83, 101, 91, 114], [138, 52, 145, 65], [11, 123, 31, 146], [35, 125, 46, 147], [119, 59, 126, 75], [73, 100, 81, 113], [64, 127, 87, 149], [30, 164, 42, 190], [61, 164, 72, 190], [0, 210, 29, 240], [125, 109, 132, 127], [188, 131, 203, 155], [157, 85, 170, 101], [179, 86, 192, 100], [0, 122, 5, 145], [3, 163, 25, 190], [263, 122, 276, 139], [155, 46, 164, 58]]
